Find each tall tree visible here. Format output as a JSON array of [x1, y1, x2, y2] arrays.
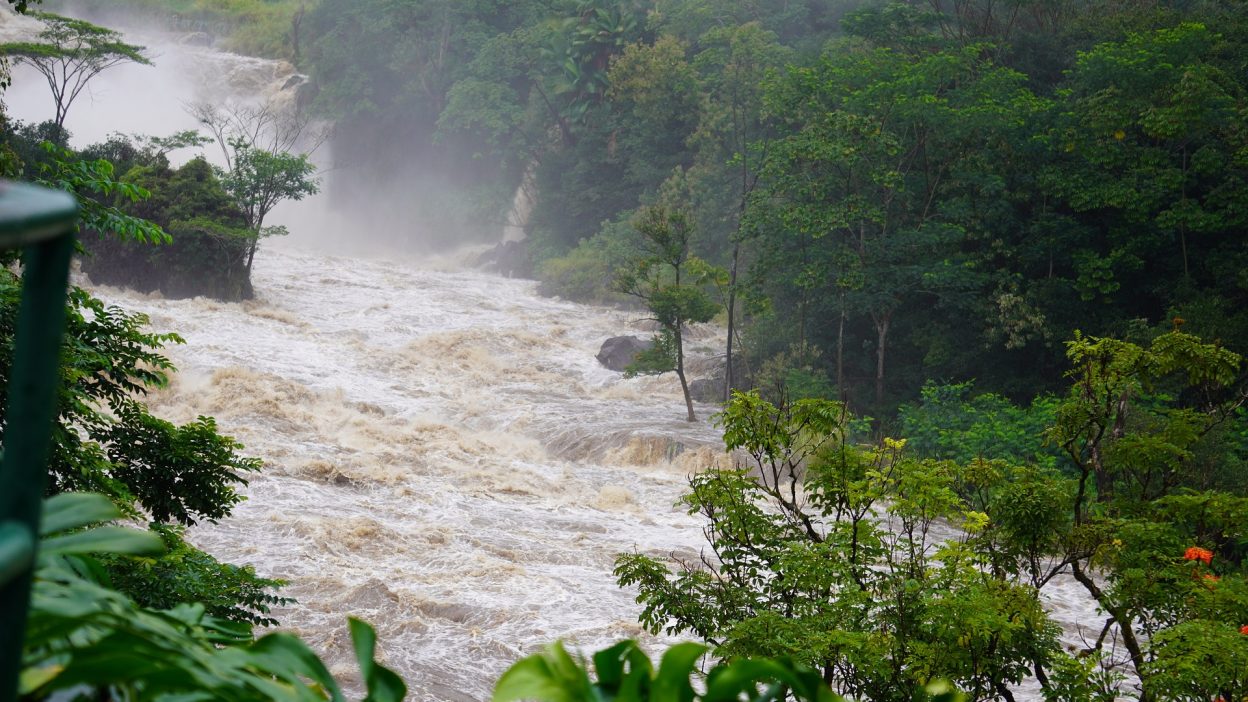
[[218, 142, 318, 276], [753, 42, 1041, 407], [617, 205, 720, 422], [0, 13, 150, 130], [682, 23, 788, 400]]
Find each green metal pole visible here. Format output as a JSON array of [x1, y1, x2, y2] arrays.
[[0, 182, 77, 702]]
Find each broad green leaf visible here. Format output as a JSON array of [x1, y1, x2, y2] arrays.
[[39, 492, 120, 535], [494, 654, 579, 702], [41, 526, 163, 557], [350, 617, 407, 702]]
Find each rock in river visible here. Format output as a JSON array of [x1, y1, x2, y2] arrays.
[[596, 335, 652, 371]]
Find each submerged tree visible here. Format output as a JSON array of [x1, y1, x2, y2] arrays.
[[617, 205, 719, 422], [0, 13, 150, 130]]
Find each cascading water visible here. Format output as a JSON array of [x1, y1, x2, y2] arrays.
[[502, 165, 536, 244], [2, 9, 1122, 699]]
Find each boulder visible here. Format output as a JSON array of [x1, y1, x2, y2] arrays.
[[596, 336, 652, 371], [688, 377, 724, 404], [475, 240, 533, 279], [687, 356, 751, 404], [178, 32, 214, 47]]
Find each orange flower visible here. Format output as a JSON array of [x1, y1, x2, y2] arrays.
[[1202, 574, 1220, 585], [1241, 625, 1248, 635], [1184, 546, 1213, 564]]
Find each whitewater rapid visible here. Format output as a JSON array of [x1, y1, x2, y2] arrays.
[[88, 245, 726, 699]]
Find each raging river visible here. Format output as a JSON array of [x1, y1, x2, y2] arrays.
[[1, 8, 1115, 699]]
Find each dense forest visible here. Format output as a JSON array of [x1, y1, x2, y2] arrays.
[[3, 0, 1248, 700], [56, 0, 1248, 415]]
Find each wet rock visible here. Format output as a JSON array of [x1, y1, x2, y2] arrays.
[[596, 336, 652, 372], [475, 240, 533, 279], [689, 377, 724, 404], [179, 32, 214, 47], [688, 356, 751, 404], [344, 578, 400, 611]]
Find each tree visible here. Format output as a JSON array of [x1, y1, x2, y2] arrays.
[[191, 102, 320, 279], [218, 141, 317, 276], [616, 391, 1062, 700], [751, 41, 1040, 408], [1041, 330, 1248, 701], [0, 13, 150, 130], [616, 206, 720, 422]]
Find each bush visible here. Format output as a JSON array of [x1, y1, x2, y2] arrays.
[[80, 157, 255, 301]]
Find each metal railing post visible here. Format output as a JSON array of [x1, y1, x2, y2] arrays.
[[0, 181, 78, 702]]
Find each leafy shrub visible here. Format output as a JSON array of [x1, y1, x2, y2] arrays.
[[898, 381, 1061, 468]]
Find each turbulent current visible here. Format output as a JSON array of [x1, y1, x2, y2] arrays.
[[87, 245, 727, 700]]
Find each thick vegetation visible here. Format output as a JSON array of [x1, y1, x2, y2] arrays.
[[619, 331, 1248, 700], [282, 0, 1248, 420]]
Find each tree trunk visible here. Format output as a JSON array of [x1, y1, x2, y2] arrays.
[[874, 314, 890, 405], [837, 294, 846, 401], [532, 82, 576, 147], [244, 238, 258, 277], [1070, 560, 1151, 701], [724, 242, 740, 403], [676, 326, 695, 422]]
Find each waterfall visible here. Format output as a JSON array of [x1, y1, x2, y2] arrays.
[[502, 164, 536, 244]]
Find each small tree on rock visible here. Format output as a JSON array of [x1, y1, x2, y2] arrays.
[[0, 13, 150, 130], [617, 205, 719, 421], [218, 140, 318, 276]]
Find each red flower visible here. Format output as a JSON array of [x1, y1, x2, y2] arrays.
[[1184, 546, 1214, 564], [1241, 625, 1248, 635], [1203, 574, 1220, 583]]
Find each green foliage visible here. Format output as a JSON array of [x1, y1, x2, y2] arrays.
[[898, 382, 1061, 467], [220, 140, 319, 233], [536, 222, 640, 304], [103, 406, 257, 526], [103, 524, 291, 627], [34, 141, 169, 245], [617, 391, 1063, 700], [212, 138, 317, 278], [617, 205, 720, 420], [25, 493, 406, 701], [620, 333, 1248, 699], [493, 639, 846, 702]]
